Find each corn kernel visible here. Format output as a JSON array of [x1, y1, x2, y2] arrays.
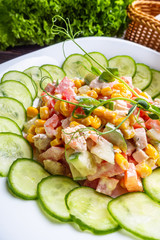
[[146, 158, 157, 168], [27, 107, 38, 118], [101, 87, 112, 97], [113, 83, 127, 91], [35, 119, 46, 127], [145, 144, 159, 160], [123, 127, 135, 139], [40, 106, 49, 120], [35, 127, 46, 134], [73, 87, 78, 94], [70, 121, 80, 127], [54, 100, 61, 112], [113, 146, 122, 153], [55, 126, 62, 139], [156, 157, 160, 166], [140, 92, 150, 99], [136, 162, 152, 178], [81, 116, 94, 126], [103, 109, 117, 123], [86, 90, 98, 99], [115, 117, 130, 129], [93, 106, 106, 118], [91, 115, 101, 129], [60, 102, 70, 117], [115, 153, 129, 170], [28, 125, 36, 135], [26, 133, 34, 143], [93, 88, 101, 94], [111, 92, 123, 98], [120, 177, 125, 189], [121, 90, 132, 99], [129, 114, 136, 126], [74, 79, 83, 88], [50, 138, 63, 146]]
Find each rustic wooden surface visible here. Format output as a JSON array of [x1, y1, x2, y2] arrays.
[[0, 45, 44, 64]]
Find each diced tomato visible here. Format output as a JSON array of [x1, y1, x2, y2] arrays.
[[55, 77, 75, 94], [124, 163, 143, 192], [41, 92, 52, 103], [139, 110, 150, 121], [62, 87, 76, 101], [145, 119, 160, 131], [44, 114, 59, 138], [128, 156, 138, 165], [121, 76, 133, 88]]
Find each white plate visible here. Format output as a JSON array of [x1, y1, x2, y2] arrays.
[[0, 37, 160, 240]]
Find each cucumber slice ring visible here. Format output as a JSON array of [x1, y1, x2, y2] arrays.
[[66, 186, 119, 234], [38, 176, 80, 222], [1, 70, 37, 99], [133, 63, 152, 90], [8, 158, 49, 200], [0, 80, 33, 109], [84, 52, 108, 70], [0, 133, 32, 177], [62, 54, 92, 79], [108, 192, 160, 240], [0, 97, 26, 129], [108, 55, 136, 77], [143, 168, 160, 203], [0, 116, 22, 135], [145, 69, 160, 98], [41, 64, 66, 82]]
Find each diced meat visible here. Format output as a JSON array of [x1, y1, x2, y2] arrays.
[[62, 125, 87, 152], [33, 134, 51, 152], [61, 117, 70, 129], [89, 77, 109, 89], [124, 163, 143, 192], [153, 98, 160, 108], [133, 128, 147, 149], [45, 83, 56, 94], [115, 100, 129, 117], [55, 77, 75, 94], [83, 179, 99, 190], [111, 183, 128, 198], [121, 76, 133, 88], [96, 177, 119, 196], [126, 140, 136, 156], [39, 146, 65, 162], [132, 148, 149, 163], [88, 161, 124, 181], [43, 160, 66, 175], [44, 114, 59, 138]]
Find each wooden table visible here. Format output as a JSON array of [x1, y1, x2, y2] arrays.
[[0, 45, 44, 64]]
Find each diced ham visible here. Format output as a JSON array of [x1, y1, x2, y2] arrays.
[[111, 183, 128, 198], [61, 117, 70, 129], [43, 160, 66, 175], [62, 125, 87, 152], [132, 148, 149, 163], [45, 83, 56, 94], [83, 179, 99, 190], [44, 114, 59, 138], [126, 140, 136, 156], [38, 146, 65, 162], [89, 77, 109, 89], [124, 163, 143, 192], [133, 117, 145, 129], [88, 161, 124, 181], [121, 76, 133, 88], [96, 177, 119, 196], [133, 128, 147, 149], [33, 134, 51, 152], [55, 77, 75, 94]]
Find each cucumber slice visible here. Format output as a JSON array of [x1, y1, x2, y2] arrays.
[[1, 70, 37, 99], [62, 54, 92, 79], [38, 176, 79, 222], [145, 69, 160, 98], [108, 192, 160, 240], [84, 52, 108, 71], [0, 133, 32, 177], [0, 97, 26, 129], [108, 55, 136, 77], [132, 63, 152, 90], [8, 158, 49, 200], [41, 64, 66, 82], [24, 66, 52, 96], [65, 186, 119, 234], [0, 117, 22, 135], [143, 168, 160, 202], [0, 80, 33, 109], [103, 123, 127, 152]]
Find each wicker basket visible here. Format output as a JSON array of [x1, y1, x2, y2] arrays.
[[125, 0, 160, 52]]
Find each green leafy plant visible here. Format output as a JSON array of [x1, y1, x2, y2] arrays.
[[0, 0, 133, 50]]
